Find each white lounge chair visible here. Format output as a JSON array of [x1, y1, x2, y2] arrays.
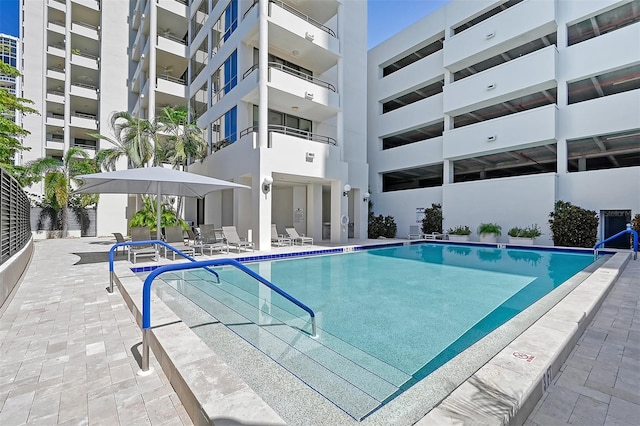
[[163, 226, 195, 260], [221, 226, 255, 253], [129, 227, 158, 263], [285, 227, 313, 245], [408, 225, 422, 240], [272, 224, 292, 246]]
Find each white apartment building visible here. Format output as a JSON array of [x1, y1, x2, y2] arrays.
[[21, 0, 130, 236], [0, 33, 22, 165], [172, 0, 369, 250], [368, 0, 640, 247]]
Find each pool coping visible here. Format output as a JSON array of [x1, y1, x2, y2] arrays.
[[113, 242, 630, 425]]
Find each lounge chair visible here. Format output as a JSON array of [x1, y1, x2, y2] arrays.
[[129, 227, 158, 263], [424, 232, 445, 240], [185, 228, 200, 245], [408, 225, 422, 240], [200, 229, 229, 255], [285, 227, 313, 245], [112, 232, 130, 255], [163, 226, 196, 260], [221, 226, 255, 253], [272, 224, 292, 246]]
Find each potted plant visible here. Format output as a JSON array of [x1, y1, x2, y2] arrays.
[[446, 225, 471, 242], [508, 224, 542, 245], [477, 222, 502, 243]]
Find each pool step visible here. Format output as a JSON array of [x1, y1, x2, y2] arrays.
[[155, 275, 411, 420]]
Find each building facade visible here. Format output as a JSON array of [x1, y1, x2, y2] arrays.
[[368, 0, 640, 246], [0, 33, 22, 165], [21, 0, 130, 236], [174, 0, 369, 250]]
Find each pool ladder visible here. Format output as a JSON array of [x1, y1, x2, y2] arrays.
[[593, 224, 638, 260]]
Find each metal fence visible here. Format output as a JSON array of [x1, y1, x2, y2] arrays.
[[0, 167, 31, 265]]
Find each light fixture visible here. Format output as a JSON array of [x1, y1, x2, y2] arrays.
[[291, 106, 299, 112], [305, 152, 315, 162], [262, 176, 273, 194], [292, 50, 299, 56], [363, 192, 370, 202], [343, 184, 351, 197]]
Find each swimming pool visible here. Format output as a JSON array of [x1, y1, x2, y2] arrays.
[[150, 243, 597, 420]]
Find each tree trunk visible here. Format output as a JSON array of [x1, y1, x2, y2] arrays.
[[61, 205, 68, 238]]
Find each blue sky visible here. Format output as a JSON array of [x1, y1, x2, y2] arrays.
[[0, 0, 449, 47]]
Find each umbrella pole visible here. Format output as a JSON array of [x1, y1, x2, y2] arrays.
[[156, 185, 162, 241]]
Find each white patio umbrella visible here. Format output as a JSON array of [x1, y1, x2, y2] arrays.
[[75, 167, 250, 240]]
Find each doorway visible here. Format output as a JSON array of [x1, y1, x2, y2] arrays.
[[602, 210, 631, 249]]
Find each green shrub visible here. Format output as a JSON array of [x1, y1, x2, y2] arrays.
[[508, 224, 542, 238], [368, 212, 397, 238], [421, 203, 443, 235], [548, 200, 598, 247], [478, 222, 502, 236], [129, 196, 188, 232], [447, 225, 471, 235], [632, 213, 640, 234]]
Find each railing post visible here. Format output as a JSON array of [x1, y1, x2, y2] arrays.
[[138, 328, 153, 376]]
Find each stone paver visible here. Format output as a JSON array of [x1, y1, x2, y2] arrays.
[[0, 238, 192, 426], [526, 258, 640, 426]]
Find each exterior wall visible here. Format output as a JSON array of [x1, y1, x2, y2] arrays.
[[368, 0, 640, 245]]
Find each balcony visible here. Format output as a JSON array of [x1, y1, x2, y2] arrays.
[[156, 75, 187, 98], [45, 134, 65, 151], [240, 124, 337, 146], [444, 0, 556, 72], [71, 141, 97, 158], [70, 82, 99, 100], [443, 104, 558, 160], [46, 113, 65, 127], [71, 50, 100, 70], [47, 0, 66, 12], [47, 20, 65, 34], [443, 45, 558, 116], [46, 67, 66, 81], [71, 21, 100, 40], [157, 0, 188, 17], [47, 44, 66, 58], [46, 90, 65, 104], [266, 0, 339, 73], [70, 112, 98, 130], [73, 0, 100, 11], [157, 33, 187, 57]]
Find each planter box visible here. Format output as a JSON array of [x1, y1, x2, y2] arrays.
[[509, 236, 535, 246], [479, 233, 499, 243], [448, 234, 470, 242]]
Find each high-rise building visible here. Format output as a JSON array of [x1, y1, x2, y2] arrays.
[[132, 0, 368, 250], [368, 0, 640, 246], [21, 0, 130, 236], [0, 33, 22, 165]]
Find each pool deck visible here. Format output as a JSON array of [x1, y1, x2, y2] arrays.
[[0, 236, 637, 425]]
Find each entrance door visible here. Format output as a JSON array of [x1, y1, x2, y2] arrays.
[[602, 210, 631, 249]]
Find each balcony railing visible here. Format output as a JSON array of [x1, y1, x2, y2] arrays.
[[71, 50, 99, 60], [269, 0, 336, 38], [72, 112, 97, 120], [157, 74, 186, 85], [71, 82, 98, 90], [72, 141, 97, 150], [240, 125, 337, 146], [48, 113, 65, 119], [242, 63, 259, 79], [47, 67, 65, 73], [74, 21, 99, 31], [47, 90, 65, 96], [268, 62, 336, 91], [243, 0, 258, 19], [158, 32, 187, 45], [0, 167, 31, 266]]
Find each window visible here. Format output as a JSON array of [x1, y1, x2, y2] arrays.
[[253, 105, 312, 133]]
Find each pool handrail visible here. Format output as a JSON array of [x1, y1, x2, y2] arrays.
[[108, 240, 220, 293], [138, 258, 317, 372], [593, 224, 638, 260]]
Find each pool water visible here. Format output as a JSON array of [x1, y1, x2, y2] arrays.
[[151, 243, 596, 420]]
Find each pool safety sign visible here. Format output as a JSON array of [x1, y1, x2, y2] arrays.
[[512, 351, 536, 363], [416, 207, 425, 223]]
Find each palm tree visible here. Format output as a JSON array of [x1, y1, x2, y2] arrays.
[[155, 106, 207, 167], [23, 147, 98, 237], [91, 111, 157, 170]]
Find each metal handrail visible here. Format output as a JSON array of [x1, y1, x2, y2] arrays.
[[212, 77, 238, 103], [243, 0, 258, 19], [72, 112, 97, 120], [212, 18, 239, 54], [239, 125, 338, 146], [74, 21, 99, 31], [47, 90, 65, 96], [158, 32, 187, 45], [242, 63, 259, 79], [71, 82, 97, 90], [268, 62, 336, 92], [108, 240, 220, 293], [137, 258, 317, 372], [157, 74, 186, 85], [269, 0, 336, 38], [594, 224, 638, 260]]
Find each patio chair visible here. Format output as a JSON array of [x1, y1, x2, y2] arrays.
[[285, 227, 313, 246], [163, 226, 196, 260], [424, 232, 445, 240], [199, 224, 216, 244], [408, 225, 422, 240], [129, 227, 158, 263], [185, 228, 200, 245], [221, 226, 255, 253], [272, 224, 292, 246], [200, 228, 229, 255], [112, 232, 130, 255]]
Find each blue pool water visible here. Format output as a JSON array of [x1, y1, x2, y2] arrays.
[[152, 243, 597, 419]]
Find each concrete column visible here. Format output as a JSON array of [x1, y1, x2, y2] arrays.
[[251, 173, 272, 251], [306, 183, 323, 241], [443, 159, 454, 184], [148, 3, 157, 125], [258, 0, 268, 149], [330, 181, 348, 243]]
